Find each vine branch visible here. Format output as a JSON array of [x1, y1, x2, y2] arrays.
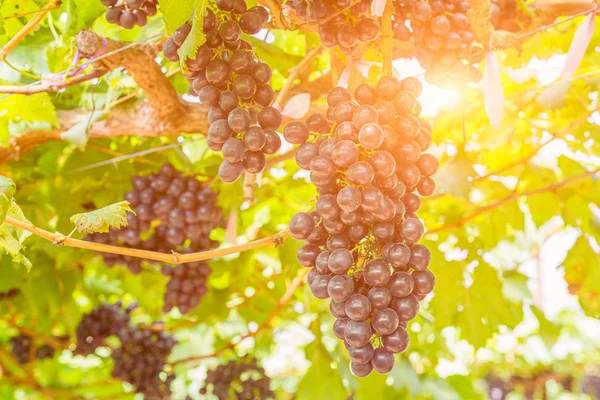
[[2, 215, 290, 264], [426, 166, 600, 235], [273, 45, 323, 109], [0, 0, 62, 61]]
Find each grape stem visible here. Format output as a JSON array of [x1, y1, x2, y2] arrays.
[[0, 0, 62, 61], [3, 215, 291, 265], [382, 2, 394, 77]]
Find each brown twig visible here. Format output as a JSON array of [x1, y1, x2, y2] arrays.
[[426, 166, 600, 235], [273, 45, 323, 109], [171, 268, 308, 365], [0, 0, 62, 61], [2, 215, 290, 264], [382, 3, 394, 77], [0, 70, 106, 95]]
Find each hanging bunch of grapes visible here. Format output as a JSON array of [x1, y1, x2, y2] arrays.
[[393, 0, 484, 88], [287, 0, 381, 55], [112, 323, 177, 399], [163, 3, 282, 183], [88, 164, 222, 314], [74, 302, 136, 356], [102, 0, 158, 28], [74, 304, 177, 398], [200, 357, 275, 399], [286, 75, 437, 376], [10, 335, 56, 365]]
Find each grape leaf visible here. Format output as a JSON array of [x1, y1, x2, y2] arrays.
[[562, 235, 600, 316], [0, 200, 32, 268], [70, 201, 134, 234], [297, 343, 346, 400], [0, 93, 59, 127], [159, 0, 195, 35], [435, 149, 476, 199], [0, 175, 15, 200], [178, 0, 208, 60]]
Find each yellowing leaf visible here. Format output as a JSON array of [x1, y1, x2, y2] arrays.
[[70, 201, 134, 234], [562, 235, 600, 316]]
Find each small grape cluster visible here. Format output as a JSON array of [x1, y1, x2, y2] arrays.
[[88, 164, 222, 314], [393, 0, 484, 88], [74, 302, 135, 356], [102, 0, 158, 28], [112, 323, 177, 399], [163, 4, 282, 183], [199, 357, 275, 400], [287, 0, 381, 55], [0, 288, 19, 301], [286, 75, 437, 376], [11, 335, 55, 365]]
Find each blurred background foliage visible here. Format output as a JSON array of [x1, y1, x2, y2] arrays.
[[1, 0, 600, 399]]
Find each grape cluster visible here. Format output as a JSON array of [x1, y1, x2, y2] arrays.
[[0, 288, 19, 301], [163, 4, 282, 183], [161, 255, 212, 314], [393, 0, 484, 88], [112, 323, 177, 399], [199, 357, 275, 400], [286, 75, 437, 376], [102, 0, 158, 28], [74, 302, 135, 356], [288, 0, 381, 55], [88, 164, 222, 314], [11, 335, 55, 365]]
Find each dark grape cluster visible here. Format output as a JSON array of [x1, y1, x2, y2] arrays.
[[0, 288, 19, 301], [582, 373, 600, 398], [287, 0, 381, 55], [112, 323, 177, 399], [88, 164, 222, 314], [74, 302, 135, 356], [199, 357, 275, 400], [286, 75, 437, 376], [102, 0, 158, 28], [393, 0, 484, 88], [11, 335, 55, 365], [161, 255, 212, 314], [163, 4, 282, 183]]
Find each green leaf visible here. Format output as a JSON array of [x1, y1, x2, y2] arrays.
[[0, 200, 32, 267], [0, 93, 59, 127], [159, 0, 195, 35], [0, 175, 15, 200], [0, 255, 26, 292], [62, 0, 106, 38], [297, 343, 346, 400], [355, 373, 388, 400], [70, 201, 134, 234], [530, 306, 561, 348], [178, 0, 208, 60], [562, 235, 600, 316], [435, 149, 476, 198]]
